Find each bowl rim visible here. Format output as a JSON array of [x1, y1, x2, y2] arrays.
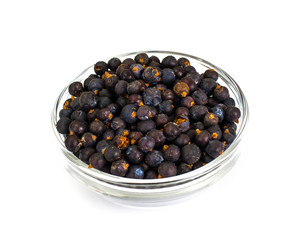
[[51, 50, 249, 186]]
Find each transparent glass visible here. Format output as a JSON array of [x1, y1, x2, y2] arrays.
[[51, 51, 249, 207]]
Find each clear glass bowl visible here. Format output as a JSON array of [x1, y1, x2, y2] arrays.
[[51, 50, 249, 207]]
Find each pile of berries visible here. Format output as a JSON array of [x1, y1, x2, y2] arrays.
[[56, 53, 241, 179]]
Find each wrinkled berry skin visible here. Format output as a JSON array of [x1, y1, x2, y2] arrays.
[[147, 129, 166, 148], [79, 92, 98, 111], [97, 108, 113, 123], [130, 64, 144, 79], [138, 136, 155, 153], [126, 165, 145, 179], [126, 145, 144, 164], [181, 144, 201, 164], [71, 110, 87, 121], [163, 122, 181, 141], [205, 140, 224, 158], [163, 144, 180, 162], [145, 150, 164, 167], [225, 106, 241, 122], [56, 117, 72, 134], [204, 112, 219, 127], [143, 67, 161, 85], [110, 159, 129, 176], [155, 114, 169, 128], [89, 153, 106, 170], [158, 161, 177, 178], [121, 104, 138, 124], [210, 104, 225, 122], [199, 78, 217, 96], [161, 68, 175, 85], [69, 82, 84, 97], [69, 120, 88, 136], [135, 53, 150, 65], [94, 61, 108, 76], [143, 88, 162, 106], [104, 145, 121, 162], [192, 89, 208, 105]]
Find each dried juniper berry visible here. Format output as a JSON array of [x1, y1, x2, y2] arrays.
[[213, 85, 229, 101], [87, 109, 98, 122], [81, 132, 97, 148], [97, 96, 112, 109], [181, 96, 195, 109], [56, 117, 72, 134], [127, 80, 142, 94], [79, 91, 98, 111], [181, 144, 201, 164], [59, 108, 73, 119], [225, 106, 241, 122], [126, 165, 145, 179], [161, 89, 175, 101], [69, 119, 88, 136], [65, 134, 80, 152], [203, 69, 218, 81], [186, 72, 201, 85], [104, 74, 119, 89], [158, 162, 177, 178], [192, 89, 208, 105], [107, 103, 120, 115], [175, 106, 190, 117], [137, 119, 156, 134], [163, 122, 181, 141], [204, 112, 219, 127], [135, 53, 150, 65], [210, 104, 225, 122], [199, 78, 217, 96], [102, 129, 115, 141], [205, 140, 224, 158], [192, 121, 205, 130], [173, 66, 185, 79], [96, 140, 109, 154], [207, 97, 219, 107], [116, 128, 130, 137], [173, 133, 190, 147], [155, 113, 169, 128], [143, 67, 161, 85], [128, 131, 143, 145], [201, 152, 214, 163], [181, 77, 197, 92], [128, 94, 143, 105], [89, 153, 106, 170], [184, 65, 196, 74], [178, 57, 190, 67], [186, 129, 197, 141], [122, 58, 135, 67], [161, 68, 175, 85], [148, 61, 161, 68], [147, 129, 166, 149], [222, 128, 235, 144], [174, 115, 190, 132], [145, 169, 158, 179], [63, 98, 73, 110], [137, 105, 154, 120], [155, 83, 167, 92], [126, 145, 144, 164], [120, 68, 135, 82], [190, 105, 208, 121], [173, 81, 189, 98], [71, 110, 87, 121], [112, 135, 130, 150], [114, 80, 128, 96], [84, 74, 99, 90], [111, 117, 126, 130], [159, 100, 174, 115], [88, 78, 104, 94], [223, 97, 236, 107], [96, 107, 113, 123], [163, 144, 180, 162], [143, 87, 162, 106], [138, 136, 155, 153], [104, 145, 121, 162], [195, 130, 211, 148], [193, 161, 206, 170], [108, 57, 121, 71], [99, 88, 112, 98], [94, 61, 108, 76], [121, 104, 138, 123], [178, 163, 192, 175], [149, 55, 160, 63], [145, 150, 164, 167], [79, 147, 96, 164], [69, 82, 84, 97], [116, 64, 129, 77], [130, 64, 144, 79], [161, 55, 177, 68], [110, 159, 129, 176]]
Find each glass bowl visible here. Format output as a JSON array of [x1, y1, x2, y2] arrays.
[[51, 50, 249, 207]]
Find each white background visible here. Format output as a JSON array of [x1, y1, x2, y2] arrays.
[[1, 0, 305, 239]]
